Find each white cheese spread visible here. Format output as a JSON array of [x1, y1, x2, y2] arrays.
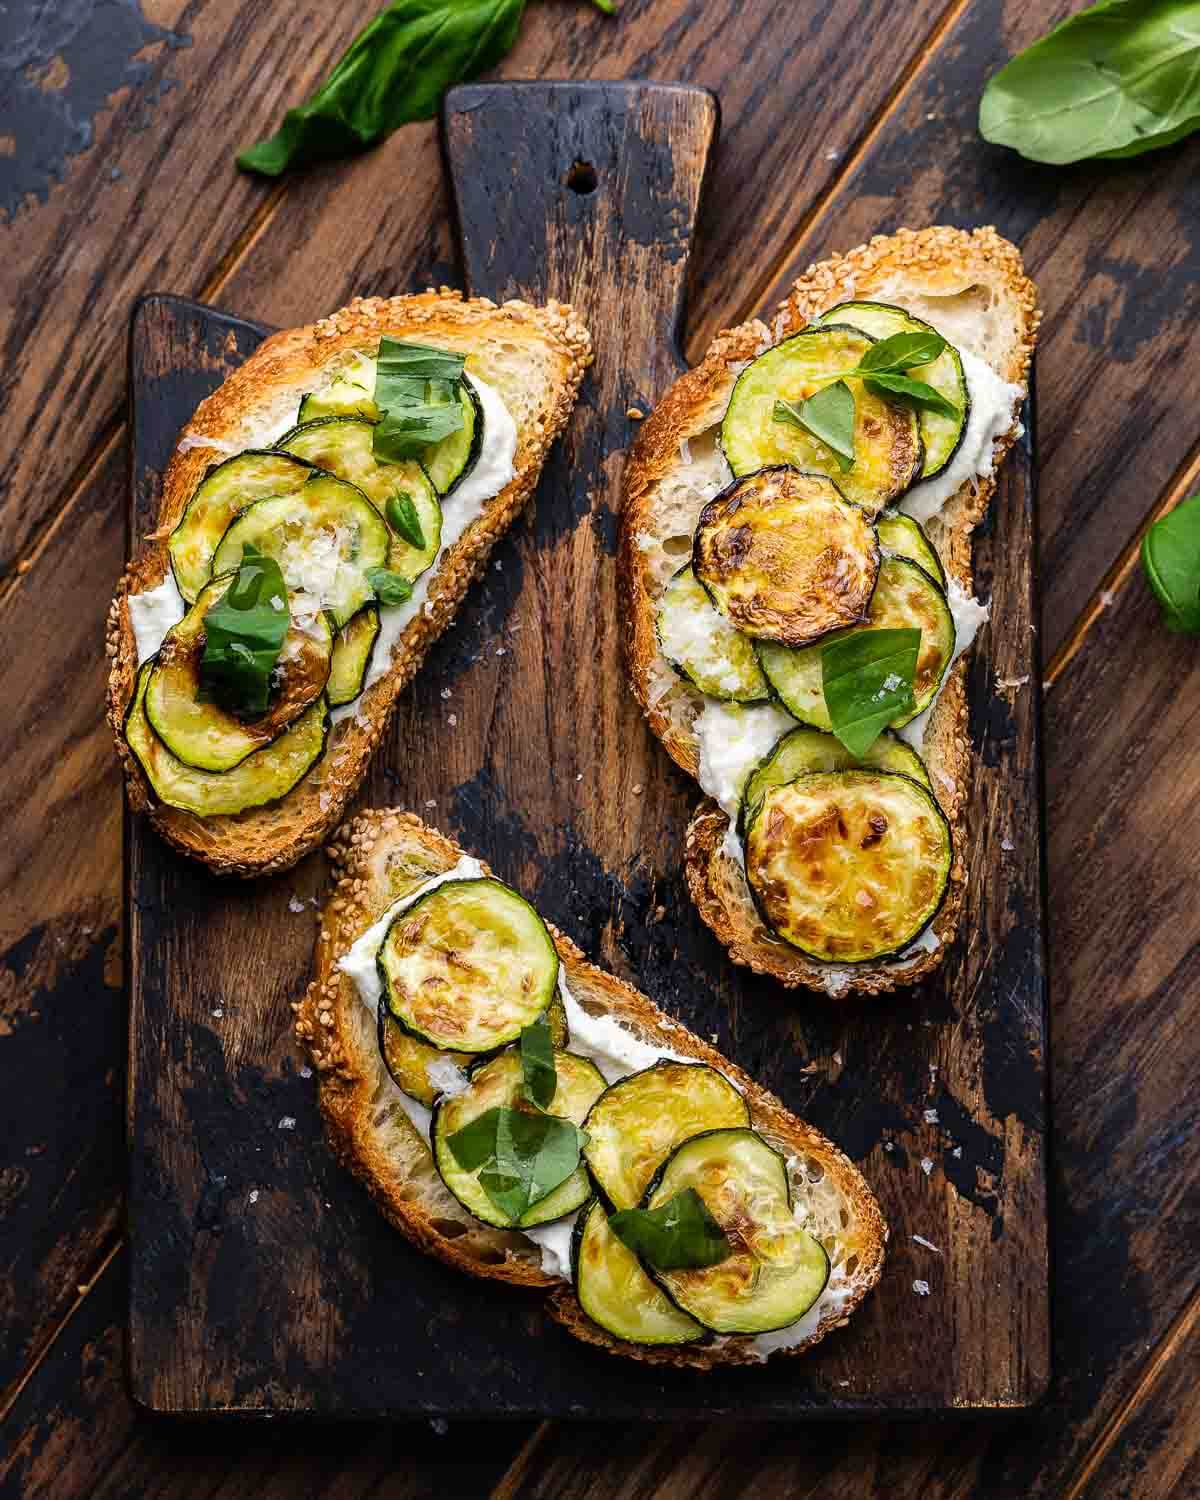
[[694, 699, 795, 864], [128, 573, 186, 665], [897, 578, 990, 753]]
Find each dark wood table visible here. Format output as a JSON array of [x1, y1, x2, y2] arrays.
[[1, 1, 1197, 1495]]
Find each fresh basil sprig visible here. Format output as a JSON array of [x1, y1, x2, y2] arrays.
[[237, 0, 616, 179], [386, 491, 427, 551], [199, 544, 290, 717], [980, 0, 1200, 166], [1141, 493, 1200, 633], [366, 567, 414, 606], [821, 627, 921, 756], [519, 1017, 556, 1110], [446, 1104, 586, 1221], [775, 383, 855, 472], [373, 338, 466, 464], [608, 1188, 732, 1270]]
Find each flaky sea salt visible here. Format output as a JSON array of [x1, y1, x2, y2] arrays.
[[278, 1116, 296, 1131], [913, 1280, 931, 1296], [921, 1157, 934, 1176], [913, 1234, 942, 1254]]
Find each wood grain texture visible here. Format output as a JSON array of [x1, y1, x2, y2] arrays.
[[733, 0, 1200, 660]]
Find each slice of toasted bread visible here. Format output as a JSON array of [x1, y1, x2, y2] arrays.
[[620, 227, 1039, 995], [295, 810, 887, 1368], [107, 291, 591, 877]]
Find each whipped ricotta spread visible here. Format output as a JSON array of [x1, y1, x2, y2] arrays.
[[123, 371, 518, 711], [897, 577, 990, 753], [337, 868, 844, 1354]]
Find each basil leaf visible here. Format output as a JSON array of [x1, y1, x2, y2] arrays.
[[199, 544, 290, 717], [853, 329, 947, 374], [237, 0, 528, 177], [608, 1188, 732, 1270], [863, 372, 961, 419], [1141, 492, 1200, 633], [774, 381, 855, 471], [821, 627, 921, 757], [519, 1018, 556, 1110], [446, 1105, 585, 1220], [386, 491, 427, 550], [366, 567, 414, 606], [980, 0, 1200, 165], [373, 338, 466, 463]]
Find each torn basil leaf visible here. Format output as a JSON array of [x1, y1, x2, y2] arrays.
[[519, 1018, 556, 1110], [863, 371, 961, 419], [446, 1105, 586, 1221], [821, 627, 921, 756], [855, 329, 948, 374], [608, 1187, 732, 1270], [366, 567, 414, 607], [199, 544, 290, 716], [774, 380, 855, 471], [386, 491, 427, 551], [373, 338, 466, 464]]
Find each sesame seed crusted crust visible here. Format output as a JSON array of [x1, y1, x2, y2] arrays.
[[107, 291, 592, 876]]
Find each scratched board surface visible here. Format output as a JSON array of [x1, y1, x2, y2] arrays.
[[126, 81, 1049, 1417]]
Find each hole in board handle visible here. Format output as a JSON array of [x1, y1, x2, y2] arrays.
[[566, 159, 598, 195]]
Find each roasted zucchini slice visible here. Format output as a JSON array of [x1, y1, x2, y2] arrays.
[[298, 351, 379, 423], [875, 510, 947, 590], [655, 565, 770, 702], [643, 1128, 831, 1335], [422, 376, 483, 498], [431, 1047, 605, 1228], [755, 556, 955, 731], [572, 1198, 706, 1346], [277, 417, 441, 583], [583, 1061, 750, 1210], [167, 451, 313, 603], [741, 724, 929, 836], [144, 575, 332, 771], [326, 605, 380, 707], [815, 301, 968, 481], [125, 662, 327, 817], [744, 770, 952, 962], [211, 474, 390, 628], [720, 326, 922, 515], [377, 988, 569, 1108], [693, 467, 879, 646], [379, 878, 559, 1053]]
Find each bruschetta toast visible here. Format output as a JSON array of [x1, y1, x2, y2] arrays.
[[620, 227, 1039, 995], [107, 291, 591, 876], [294, 810, 887, 1368]]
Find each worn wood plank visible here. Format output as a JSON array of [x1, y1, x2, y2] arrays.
[[0, 1246, 530, 1500], [733, 0, 1200, 659]]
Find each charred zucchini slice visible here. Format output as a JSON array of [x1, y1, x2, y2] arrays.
[[144, 575, 332, 771], [422, 376, 483, 497], [211, 474, 390, 628], [277, 417, 441, 583], [643, 1128, 830, 1335], [744, 770, 952, 963], [572, 1198, 706, 1346], [168, 451, 313, 603], [655, 565, 770, 702], [431, 1047, 605, 1228], [583, 1061, 750, 1210], [125, 662, 327, 817], [379, 878, 559, 1053], [815, 301, 967, 481], [693, 467, 879, 646], [875, 510, 946, 590], [755, 556, 954, 731], [740, 725, 930, 835], [327, 606, 380, 707], [377, 988, 569, 1109], [720, 326, 922, 515], [298, 351, 379, 423]]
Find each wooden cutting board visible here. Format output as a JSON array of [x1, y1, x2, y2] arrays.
[[125, 80, 1049, 1417]]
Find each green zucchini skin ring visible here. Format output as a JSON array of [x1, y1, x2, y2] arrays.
[[875, 509, 948, 591], [326, 605, 381, 708], [426, 375, 485, 498], [654, 564, 772, 703], [743, 769, 952, 965]]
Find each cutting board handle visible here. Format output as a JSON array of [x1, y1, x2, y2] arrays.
[[442, 80, 718, 412]]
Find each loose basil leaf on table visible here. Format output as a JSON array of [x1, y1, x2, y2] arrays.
[[199, 544, 290, 717], [980, 0, 1200, 165], [774, 382, 855, 471], [237, 0, 616, 178], [608, 1187, 732, 1270], [373, 337, 466, 463], [446, 1105, 586, 1221], [519, 1018, 557, 1110], [366, 567, 415, 606], [386, 491, 427, 550], [821, 626, 921, 757], [1141, 492, 1200, 633]]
